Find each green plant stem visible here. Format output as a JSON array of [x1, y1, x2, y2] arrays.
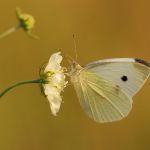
[[0, 24, 21, 39], [0, 79, 42, 98]]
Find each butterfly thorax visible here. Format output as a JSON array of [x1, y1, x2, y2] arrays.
[[70, 62, 83, 79]]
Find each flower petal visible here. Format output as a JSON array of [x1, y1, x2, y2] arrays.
[[47, 94, 62, 116], [44, 52, 63, 72], [44, 84, 62, 116]]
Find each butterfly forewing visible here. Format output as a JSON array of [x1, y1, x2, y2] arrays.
[[72, 70, 132, 123], [84, 58, 150, 97]]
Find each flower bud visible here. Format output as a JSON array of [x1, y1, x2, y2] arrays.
[[16, 8, 35, 31]]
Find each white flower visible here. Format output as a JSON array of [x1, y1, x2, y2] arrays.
[[40, 52, 67, 116]]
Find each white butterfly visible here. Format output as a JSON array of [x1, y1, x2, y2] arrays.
[[70, 58, 150, 123]]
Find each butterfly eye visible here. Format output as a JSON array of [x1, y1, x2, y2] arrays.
[[121, 75, 128, 82]]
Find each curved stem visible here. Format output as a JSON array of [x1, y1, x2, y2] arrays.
[[0, 24, 21, 39], [0, 79, 42, 98]]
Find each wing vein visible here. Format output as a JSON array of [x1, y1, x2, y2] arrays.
[[80, 81, 96, 120], [86, 81, 125, 117]]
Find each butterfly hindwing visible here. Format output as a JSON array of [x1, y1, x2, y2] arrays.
[[72, 70, 132, 123]]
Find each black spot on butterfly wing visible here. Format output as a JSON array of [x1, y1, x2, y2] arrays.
[[135, 58, 150, 68], [121, 75, 128, 82]]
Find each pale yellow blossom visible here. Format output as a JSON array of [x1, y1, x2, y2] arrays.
[[40, 52, 67, 116]]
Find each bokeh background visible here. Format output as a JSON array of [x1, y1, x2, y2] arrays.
[[0, 0, 150, 150]]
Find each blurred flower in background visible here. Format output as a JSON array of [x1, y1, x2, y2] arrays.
[[0, 8, 38, 39]]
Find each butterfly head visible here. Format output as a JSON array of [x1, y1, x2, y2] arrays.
[[72, 61, 82, 70], [69, 61, 82, 77]]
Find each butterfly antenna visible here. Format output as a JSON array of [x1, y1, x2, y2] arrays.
[[73, 34, 78, 61]]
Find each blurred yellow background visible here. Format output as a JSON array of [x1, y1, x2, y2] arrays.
[[0, 0, 150, 150]]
